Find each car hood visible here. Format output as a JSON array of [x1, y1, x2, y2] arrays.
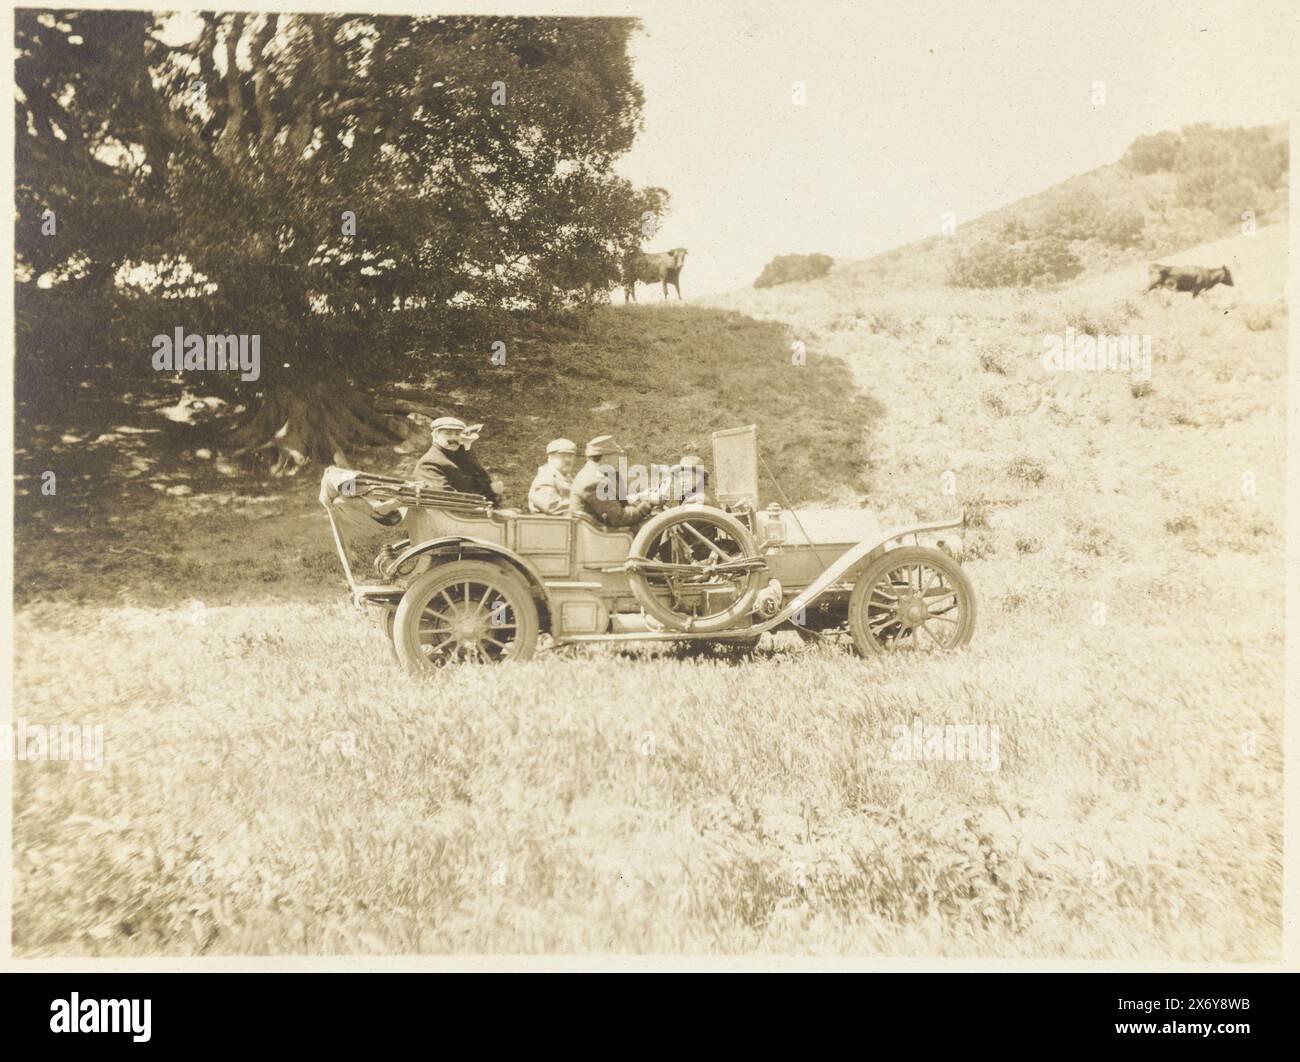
[[781, 508, 882, 545]]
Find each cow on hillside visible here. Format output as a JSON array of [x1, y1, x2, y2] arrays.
[[624, 248, 688, 302], [1146, 263, 1234, 298]]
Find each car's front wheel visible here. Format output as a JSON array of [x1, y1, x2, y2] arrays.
[[393, 560, 539, 673], [847, 546, 975, 655]]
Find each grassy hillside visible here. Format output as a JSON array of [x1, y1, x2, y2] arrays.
[[12, 157, 1287, 959], [13, 305, 866, 604], [820, 122, 1287, 293], [432, 307, 868, 506], [698, 219, 1287, 957]]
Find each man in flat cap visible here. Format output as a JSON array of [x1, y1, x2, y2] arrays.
[[528, 438, 578, 514], [569, 436, 663, 528], [414, 416, 503, 503]]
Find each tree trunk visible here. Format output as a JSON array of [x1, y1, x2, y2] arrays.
[[230, 374, 407, 476]]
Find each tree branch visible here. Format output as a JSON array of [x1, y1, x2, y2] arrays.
[[250, 14, 279, 149], [214, 13, 247, 162]]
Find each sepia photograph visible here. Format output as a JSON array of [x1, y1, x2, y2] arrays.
[[2, 0, 1297, 989]]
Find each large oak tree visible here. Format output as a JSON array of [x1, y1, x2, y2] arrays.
[[16, 11, 663, 472]]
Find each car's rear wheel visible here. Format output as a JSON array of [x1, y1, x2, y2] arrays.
[[627, 507, 765, 633], [393, 560, 538, 673], [847, 546, 975, 655]]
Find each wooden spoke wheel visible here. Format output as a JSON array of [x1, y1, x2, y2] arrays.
[[393, 560, 538, 673], [848, 546, 975, 655], [627, 507, 765, 633]]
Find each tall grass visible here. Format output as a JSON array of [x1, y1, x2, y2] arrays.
[[12, 220, 1286, 959]]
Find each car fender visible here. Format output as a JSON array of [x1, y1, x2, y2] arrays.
[[753, 515, 965, 633], [390, 536, 551, 601]]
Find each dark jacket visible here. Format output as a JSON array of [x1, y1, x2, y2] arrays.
[[568, 459, 653, 528], [414, 444, 499, 503]]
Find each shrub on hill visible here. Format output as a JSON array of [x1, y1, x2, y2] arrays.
[[1038, 190, 1145, 248], [1122, 130, 1183, 174], [1175, 124, 1289, 223], [946, 236, 1081, 288], [754, 253, 834, 288], [1122, 124, 1289, 223]]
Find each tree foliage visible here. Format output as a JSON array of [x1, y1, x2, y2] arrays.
[[16, 11, 658, 471]]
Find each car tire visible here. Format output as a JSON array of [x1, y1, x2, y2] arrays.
[[393, 560, 539, 673], [848, 546, 975, 655], [627, 507, 764, 633]]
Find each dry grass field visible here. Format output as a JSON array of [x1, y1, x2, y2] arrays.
[[12, 219, 1286, 958]]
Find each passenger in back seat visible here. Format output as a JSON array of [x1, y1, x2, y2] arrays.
[[528, 438, 578, 514], [414, 416, 503, 505], [569, 436, 666, 528]]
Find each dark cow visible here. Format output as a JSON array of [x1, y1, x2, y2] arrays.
[[1146, 263, 1234, 298], [624, 248, 688, 302]]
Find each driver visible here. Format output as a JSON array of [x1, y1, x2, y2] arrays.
[[673, 454, 721, 508], [569, 435, 664, 527]]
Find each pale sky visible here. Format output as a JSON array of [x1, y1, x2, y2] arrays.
[[615, 0, 1299, 295]]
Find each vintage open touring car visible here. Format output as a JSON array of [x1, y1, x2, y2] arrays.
[[320, 426, 975, 672]]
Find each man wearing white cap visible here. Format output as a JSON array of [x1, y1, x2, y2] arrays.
[[414, 416, 503, 503], [528, 438, 578, 514]]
